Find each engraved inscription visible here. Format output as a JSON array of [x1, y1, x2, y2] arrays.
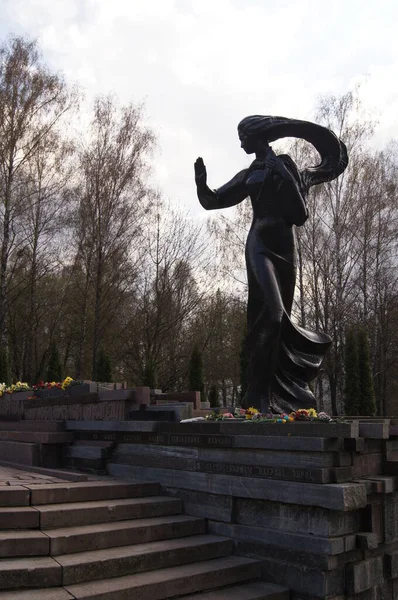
[[197, 461, 321, 482], [170, 435, 201, 445]]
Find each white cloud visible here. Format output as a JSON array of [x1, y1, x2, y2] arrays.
[[0, 0, 397, 213]]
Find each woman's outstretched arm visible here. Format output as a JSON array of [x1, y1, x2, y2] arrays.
[[194, 157, 248, 210]]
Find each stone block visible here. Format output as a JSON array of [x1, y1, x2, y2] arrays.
[[153, 391, 200, 409], [344, 438, 366, 452], [34, 389, 68, 399], [356, 532, 379, 549], [0, 397, 25, 420], [98, 390, 136, 402], [196, 459, 348, 484], [246, 543, 362, 575], [113, 451, 196, 472], [385, 550, 398, 578], [65, 420, 158, 432], [0, 421, 65, 432], [0, 431, 73, 444], [198, 447, 348, 468], [259, 556, 345, 596], [48, 515, 206, 556], [0, 589, 74, 600], [129, 408, 177, 422], [0, 486, 30, 506], [383, 491, 398, 542], [0, 556, 61, 589], [65, 457, 105, 472], [221, 420, 359, 438], [236, 498, 361, 537], [25, 399, 128, 421], [164, 488, 233, 523], [209, 521, 345, 555], [63, 556, 260, 600], [345, 556, 384, 594], [352, 453, 382, 477], [0, 507, 40, 529], [365, 476, 396, 494], [68, 383, 98, 396], [178, 582, 289, 600], [359, 422, 390, 439], [0, 440, 40, 465], [344, 534, 357, 551], [234, 435, 343, 452], [37, 496, 181, 528], [113, 443, 198, 471], [58, 535, 234, 585], [0, 530, 49, 557], [168, 433, 233, 448], [64, 445, 107, 459], [159, 421, 359, 438], [28, 480, 160, 505], [107, 463, 367, 510]]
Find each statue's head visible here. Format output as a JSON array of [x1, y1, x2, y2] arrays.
[[238, 115, 348, 187], [238, 115, 281, 154]]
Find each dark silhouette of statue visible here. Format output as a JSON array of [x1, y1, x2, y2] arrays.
[[195, 116, 348, 414]]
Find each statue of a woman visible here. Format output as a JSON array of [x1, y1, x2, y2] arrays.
[[195, 116, 348, 414]]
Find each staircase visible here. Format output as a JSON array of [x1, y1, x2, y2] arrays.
[[0, 479, 288, 599]]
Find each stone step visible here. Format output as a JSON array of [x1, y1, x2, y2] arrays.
[[0, 440, 40, 466], [36, 496, 182, 528], [74, 440, 114, 447], [0, 431, 73, 444], [0, 486, 30, 506], [64, 556, 261, 599], [58, 535, 234, 585], [0, 506, 40, 529], [27, 480, 160, 504], [64, 456, 106, 472], [0, 556, 61, 589], [0, 530, 49, 557], [178, 581, 289, 600], [0, 589, 73, 599], [46, 514, 206, 555], [0, 421, 65, 432], [64, 446, 107, 459], [63, 443, 109, 472]]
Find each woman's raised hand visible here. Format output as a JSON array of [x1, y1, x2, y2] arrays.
[[194, 157, 207, 189]]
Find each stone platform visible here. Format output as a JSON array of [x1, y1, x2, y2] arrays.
[[83, 417, 398, 600]]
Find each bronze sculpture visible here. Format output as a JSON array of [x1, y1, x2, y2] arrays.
[[195, 116, 348, 414]]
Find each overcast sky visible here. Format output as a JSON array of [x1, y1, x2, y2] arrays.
[[1, 0, 398, 215]]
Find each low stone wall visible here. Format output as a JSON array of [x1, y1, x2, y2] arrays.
[[0, 392, 32, 420], [95, 418, 398, 599], [151, 391, 201, 410], [24, 388, 150, 421]]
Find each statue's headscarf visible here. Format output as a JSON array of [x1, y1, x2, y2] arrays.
[[238, 115, 348, 189]]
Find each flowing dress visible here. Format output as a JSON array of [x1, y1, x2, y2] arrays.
[[211, 154, 331, 413]]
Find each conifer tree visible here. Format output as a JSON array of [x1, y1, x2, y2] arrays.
[[143, 358, 156, 389], [95, 349, 112, 382], [344, 327, 361, 415], [357, 327, 376, 416], [208, 383, 219, 408], [239, 332, 248, 403], [189, 347, 204, 395], [47, 342, 62, 382], [0, 348, 9, 385]]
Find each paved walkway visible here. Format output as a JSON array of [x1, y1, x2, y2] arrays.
[[0, 466, 67, 486]]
